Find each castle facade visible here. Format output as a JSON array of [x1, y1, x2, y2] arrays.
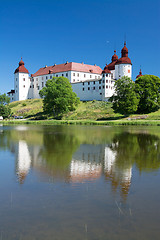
[[8, 42, 132, 102]]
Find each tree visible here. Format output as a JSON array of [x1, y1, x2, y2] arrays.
[[135, 75, 160, 113], [110, 76, 139, 115], [0, 93, 11, 118], [39, 77, 80, 117]]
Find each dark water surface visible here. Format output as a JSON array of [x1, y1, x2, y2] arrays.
[[0, 124, 160, 240]]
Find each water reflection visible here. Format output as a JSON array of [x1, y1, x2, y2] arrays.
[[17, 140, 31, 184], [0, 125, 159, 202]]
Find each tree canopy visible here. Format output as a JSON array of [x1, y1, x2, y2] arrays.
[[0, 93, 11, 118], [135, 75, 160, 113], [110, 76, 139, 115], [39, 77, 80, 117]]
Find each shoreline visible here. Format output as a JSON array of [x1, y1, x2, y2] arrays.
[[1, 119, 160, 126]]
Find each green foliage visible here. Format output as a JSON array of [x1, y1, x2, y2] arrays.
[[135, 75, 160, 113], [110, 77, 139, 115], [39, 77, 80, 117], [0, 104, 11, 118], [0, 93, 10, 105], [0, 93, 11, 118]]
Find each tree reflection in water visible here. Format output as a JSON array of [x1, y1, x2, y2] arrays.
[[0, 125, 159, 201]]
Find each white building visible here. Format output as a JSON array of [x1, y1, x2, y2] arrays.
[[8, 42, 132, 102]]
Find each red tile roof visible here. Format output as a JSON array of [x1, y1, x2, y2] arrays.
[[102, 64, 111, 73], [32, 62, 102, 77], [14, 58, 29, 74], [136, 69, 143, 79]]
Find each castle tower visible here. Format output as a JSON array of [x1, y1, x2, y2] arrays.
[[14, 58, 30, 101], [115, 42, 132, 80], [101, 63, 114, 100], [136, 69, 143, 79], [108, 50, 118, 79]]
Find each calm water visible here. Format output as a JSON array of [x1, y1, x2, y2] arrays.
[[0, 124, 160, 240]]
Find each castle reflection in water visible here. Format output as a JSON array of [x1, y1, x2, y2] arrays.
[[14, 135, 132, 202]]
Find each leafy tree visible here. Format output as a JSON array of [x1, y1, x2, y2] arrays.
[[0, 93, 10, 105], [0, 93, 11, 118], [39, 77, 80, 117], [135, 75, 160, 113], [110, 76, 139, 115]]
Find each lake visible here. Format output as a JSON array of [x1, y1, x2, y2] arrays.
[[0, 124, 160, 240]]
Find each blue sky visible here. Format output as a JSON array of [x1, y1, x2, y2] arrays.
[[0, 0, 159, 93]]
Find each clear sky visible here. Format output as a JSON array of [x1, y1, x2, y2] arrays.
[[0, 0, 159, 94]]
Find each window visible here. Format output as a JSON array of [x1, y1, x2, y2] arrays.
[[73, 73, 75, 76], [16, 85, 17, 88], [99, 86, 101, 89], [33, 85, 34, 88], [73, 79, 75, 82], [93, 81, 95, 84], [46, 76, 48, 80], [66, 73, 68, 77], [36, 78, 38, 81], [37, 86, 40, 90], [103, 85, 104, 89], [23, 78, 25, 81], [106, 80, 108, 83], [103, 80, 104, 83], [42, 77, 43, 80], [100, 93, 102, 95], [99, 81, 101, 84], [106, 85, 108, 88], [50, 75, 52, 79], [62, 74, 64, 76], [16, 78, 17, 81], [23, 85, 25, 88], [56, 75, 58, 77], [106, 74, 108, 77], [93, 87, 95, 90], [98, 76, 100, 79], [88, 82, 90, 85], [128, 70, 130, 73], [103, 74, 104, 77], [90, 75, 92, 78], [83, 82, 84, 86], [30, 85, 31, 88], [88, 87, 90, 90], [42, 82, 44, 87], [84, 74, 86, 77], [77, 73, 79, 77], [83, 88, 84, 91]]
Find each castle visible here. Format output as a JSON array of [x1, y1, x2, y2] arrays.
[[8, 42, 133, 102]]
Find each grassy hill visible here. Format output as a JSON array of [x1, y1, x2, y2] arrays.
[[9, 98, 160, 121]]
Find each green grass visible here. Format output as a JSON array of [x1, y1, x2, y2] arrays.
[[9, 99, 44, 119], [7, 98, 160, 126]]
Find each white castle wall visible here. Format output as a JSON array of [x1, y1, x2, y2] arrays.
[[14, 72, 30, 101], [115, 64, 132, 80]]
